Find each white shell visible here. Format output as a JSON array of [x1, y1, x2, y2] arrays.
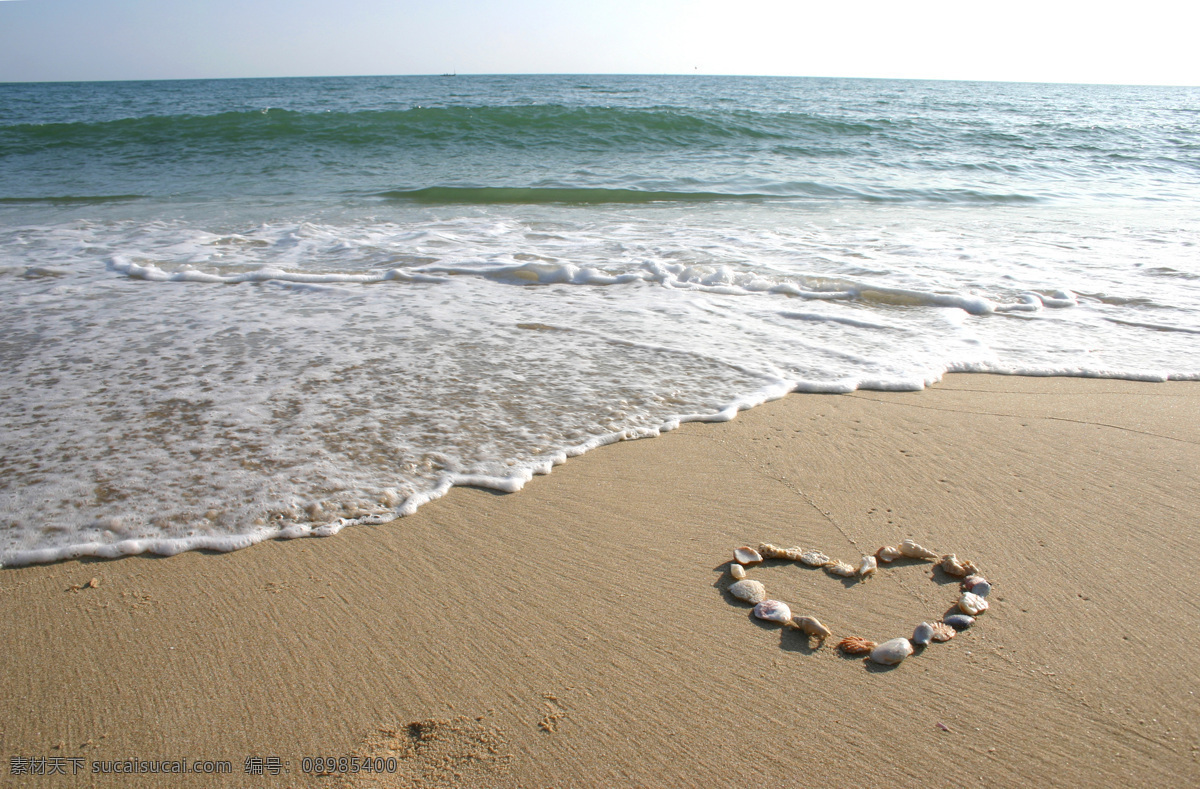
[[800, 550, 831, 567], [875, 545, 903, 563], [869, 638, 914, 665], [734, 546, 763, 566], [898, 538, 939, 561], [912, 622, 935, 646], [930, 622, 956, 642], [752, 599, 793, 624], [958, 591, 989, 616], [826, 560, 857, 577], [730, 564, 747, 580], [728, 579, 767, 604], [857, 555, 878, 578]]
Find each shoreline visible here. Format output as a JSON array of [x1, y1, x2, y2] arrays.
[[2, 374, 1198, 787]]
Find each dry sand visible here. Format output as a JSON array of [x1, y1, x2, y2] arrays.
[[2, 374, 1198, 787]]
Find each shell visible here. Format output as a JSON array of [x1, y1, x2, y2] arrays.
[[734, 546, 763, 566], [969, 580, 992, 598], [875, 545, 903, 563], [958, 591, 989, 616], [930, 622, 956, 642], [730, 564, 747, 581], [759, 543, 805, 561], [857, 555, 878, 579], [752, 599, 793, 625], [837, 636, 877, 655], [912, 622, 935, 646], [728, 579, 767, 604], [869, 637, 914, 666], [825, 560, 857, 577], [898, 539, 939, 561], [944, 613, 975, 630], [800, 550, 831, 567], [962, 574, 987, 590], [795, 616, 833, 639], [940, 554, 969, 577]]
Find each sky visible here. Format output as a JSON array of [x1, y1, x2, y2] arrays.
[[1, 0, 1198, 86]]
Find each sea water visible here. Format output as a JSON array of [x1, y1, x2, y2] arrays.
[[2, 75, 1198, 566]]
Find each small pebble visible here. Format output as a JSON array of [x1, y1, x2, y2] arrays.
[[869, 638, 914, 666], [944, 613, 975, 630]]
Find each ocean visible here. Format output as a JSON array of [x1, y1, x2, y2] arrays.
[[2, 74, 1198, 567]]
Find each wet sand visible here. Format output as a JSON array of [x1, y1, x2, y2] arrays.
[[2, 374, 1198, 787]]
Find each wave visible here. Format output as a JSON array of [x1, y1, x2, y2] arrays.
[[0, 104, 889, 157], [378, 186, 775, 205], [378, 184, 1040, 206], [0, 194, 145, 205]]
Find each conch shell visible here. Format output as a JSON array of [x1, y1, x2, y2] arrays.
[[875, 545, 903, 563], [941, 553, 980, 578], [837, 636, 877, 655], [898, 538, 939, 561], [794, 616, 832, 639], [759, 543, 805, 561]]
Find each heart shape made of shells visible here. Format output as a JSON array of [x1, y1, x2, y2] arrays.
[[727, 539, 992, 667]]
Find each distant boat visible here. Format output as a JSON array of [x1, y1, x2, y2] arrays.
[[440, 71, 456, 77]]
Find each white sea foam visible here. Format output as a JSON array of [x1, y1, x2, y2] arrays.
[[1, 200, 1199, 566]]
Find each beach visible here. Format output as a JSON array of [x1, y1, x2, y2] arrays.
[[3, 373, 1197, 787]]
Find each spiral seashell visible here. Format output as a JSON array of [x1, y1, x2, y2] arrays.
[[734, 546, 763, 566], [825, 560, 857, 577], [875, 545, 903, 563], [730, 564, 747, 580], [753, 599, 793, 625], [929, 622, 956, 642], [794, 616, 833, 639], [759, 543, 805, 561], [857, 555, 878, 579], [837, 636, 877, 655], [800, 550, 831, 567], [898, 538, 939, 561], [869, 637, 914, 665], [728, 579, 767, 604]]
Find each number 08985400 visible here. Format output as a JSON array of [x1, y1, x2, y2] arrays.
[[300, 756, 397, 774]]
